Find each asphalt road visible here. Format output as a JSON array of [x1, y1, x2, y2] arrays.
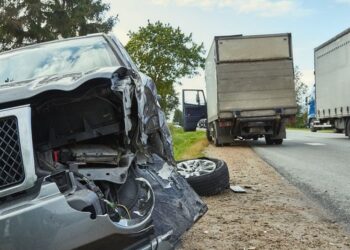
[[251, 130, 350, 229]]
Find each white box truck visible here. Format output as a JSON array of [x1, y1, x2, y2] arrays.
[[183, 33, 297, 146], [314, 28, 350, 136]]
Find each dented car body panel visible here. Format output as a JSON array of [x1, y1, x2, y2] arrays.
[[0, 34, 206, 249]]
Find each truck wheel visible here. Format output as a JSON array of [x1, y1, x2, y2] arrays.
[[265, 135, 273, 145], [310, 119, 317, 132], [273, 139, 283, 145], [206, 128, 212, 142], [346, 120, 350, 139], [176, 158, 230, 196], [213, 122, 222, 147]]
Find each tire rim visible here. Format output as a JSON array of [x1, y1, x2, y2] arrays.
[[177, 159, 217, 178]]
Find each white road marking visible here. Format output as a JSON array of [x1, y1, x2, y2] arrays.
[[305, 143, 326, 146]]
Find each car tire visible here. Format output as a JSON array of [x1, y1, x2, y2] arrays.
[[177, 157, 230, 196]]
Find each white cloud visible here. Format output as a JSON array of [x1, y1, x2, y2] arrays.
[[150, 0, 307, 17]]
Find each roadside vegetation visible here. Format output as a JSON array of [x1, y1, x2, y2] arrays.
[[286, 67, 309, 128], [126, 21, 206, 118], [170, 125, 208, 161], [287, 127, 334, 133]]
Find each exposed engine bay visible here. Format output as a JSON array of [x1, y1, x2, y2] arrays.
[[29, 79, 154, 226]]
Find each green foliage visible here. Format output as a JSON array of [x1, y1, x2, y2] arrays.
[[125, 21, 205, 117], [0, 0, 117, 51], [169, 125, 207, 160], [288, 66, 309, 128], [172, 109, 183, 126]]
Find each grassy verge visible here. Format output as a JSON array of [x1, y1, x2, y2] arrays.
[[169, 126, 209, 161], [286, 127, 309, 131], [287, 127, 334, 133]]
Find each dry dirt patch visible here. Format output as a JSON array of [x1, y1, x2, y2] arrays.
[[180, 144, 350, 250]]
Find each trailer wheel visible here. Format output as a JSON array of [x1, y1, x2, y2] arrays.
[[177, 157, 230, 196], [335, 129, 343, 134], [346, 120, 350, 139], [265, 135, 273, 145]]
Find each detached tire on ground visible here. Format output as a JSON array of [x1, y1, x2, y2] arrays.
[[177, 157, 230, 196]]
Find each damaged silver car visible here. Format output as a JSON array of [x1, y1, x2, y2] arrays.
[[0, 34, 207, 250]]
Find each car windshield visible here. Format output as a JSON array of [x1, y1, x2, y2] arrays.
[[0, 36, 120, 84]]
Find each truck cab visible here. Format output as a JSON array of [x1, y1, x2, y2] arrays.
[[182, 89, 207, 131]]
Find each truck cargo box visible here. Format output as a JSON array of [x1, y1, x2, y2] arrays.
[[315, 28, 350, 120], [205, 34, 297, 122]]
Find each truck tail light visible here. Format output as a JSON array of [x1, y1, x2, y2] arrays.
[[219, 121, 233, 128]]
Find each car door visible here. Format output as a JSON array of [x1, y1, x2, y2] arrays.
[[182, 89, 207, 131]]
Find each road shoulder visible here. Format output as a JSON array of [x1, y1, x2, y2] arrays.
[[181, 144, 350, 249]]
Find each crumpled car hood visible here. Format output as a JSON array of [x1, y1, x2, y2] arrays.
[[0, 65, 175, 164], [0, 66, 122, 104]]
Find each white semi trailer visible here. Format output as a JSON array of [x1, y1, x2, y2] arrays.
[[314, 28, 350, 137], [183, 33, 297, 146]]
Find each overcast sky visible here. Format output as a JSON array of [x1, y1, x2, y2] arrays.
[[106, 0, 350, 98]]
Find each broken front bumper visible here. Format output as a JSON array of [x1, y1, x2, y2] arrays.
[[0, 155, 207, 250]]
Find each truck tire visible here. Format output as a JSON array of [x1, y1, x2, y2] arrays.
[[212, 122, 222, 147], [273, 139, 283, 145], [346, 120, 350, 139], [206, 128, 212, 142], [310, 119, 317, 132], [176, 157, 230, 196], [265, 135, 273, 145]]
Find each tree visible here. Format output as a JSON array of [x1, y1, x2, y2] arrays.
[[0, 0, 117, 51], [173, 109, 183, 126], [294, 67, 309, 128], [125, 21, 205, 117]]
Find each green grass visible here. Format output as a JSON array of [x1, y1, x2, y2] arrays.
[[287, 127, 334, 133], [169, 125, 209, 161], [286, 127, 309, 131]]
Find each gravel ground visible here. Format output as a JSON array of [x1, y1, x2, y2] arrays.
[[180, 144, 350, 250]]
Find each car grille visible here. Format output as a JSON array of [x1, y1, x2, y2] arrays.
[[0, 116, 25, 189]]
